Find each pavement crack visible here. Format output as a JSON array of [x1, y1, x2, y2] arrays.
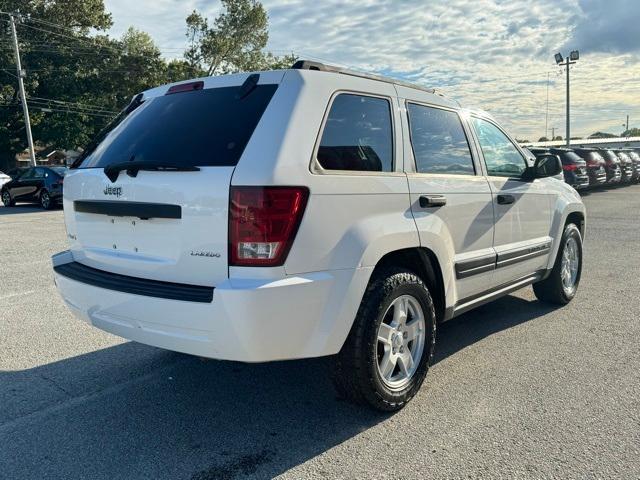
[[38, 373, 73, 398]]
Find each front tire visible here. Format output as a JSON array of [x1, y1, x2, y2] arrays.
[[332, 268, 437, 411], [533, 223, 583, 304]]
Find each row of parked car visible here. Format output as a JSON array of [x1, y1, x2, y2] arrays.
[[1, 146, 638, 211], [525, 146, 640, 190]]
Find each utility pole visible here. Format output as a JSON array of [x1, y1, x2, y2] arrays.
[[625, 115, 629, 134], [8, 12, 36, 166], [552, 127, 556, 140], [555, 51, 579, 147]]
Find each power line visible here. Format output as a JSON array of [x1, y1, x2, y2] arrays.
[[27, 96, 117, 112], [28, 104, 114, 118]]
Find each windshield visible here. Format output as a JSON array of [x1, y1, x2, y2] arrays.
[[77, 84, 277, 169]]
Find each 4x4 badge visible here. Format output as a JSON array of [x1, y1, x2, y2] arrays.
[[103, 186, 122, 197]]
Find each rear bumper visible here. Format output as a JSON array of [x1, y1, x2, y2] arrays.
[[621, 165, 634, 182], [564, 171, 590, 189], [606, 166, 622, 183], [587, 167, 607, 186], [52, 251, 371, 362]]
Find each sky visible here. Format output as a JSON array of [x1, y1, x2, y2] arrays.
[[103, 0, 640, 140]]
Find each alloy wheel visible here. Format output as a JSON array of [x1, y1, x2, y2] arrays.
[[376, 295, 426, 390], [41, 191, 50, 209], [561, 236, 579, 295]]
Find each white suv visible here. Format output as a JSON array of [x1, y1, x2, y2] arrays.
[[53, 61, 585, 410]]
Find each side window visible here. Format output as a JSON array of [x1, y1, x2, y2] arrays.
[[317, 93, 393, 172], [34, 168, 46, 178], [407, 103, 475, 175], [471, 117, 527, 177], [20, 169, 35, 179]]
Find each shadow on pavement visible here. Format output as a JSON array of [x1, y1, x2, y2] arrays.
[[0, 204, 61, 215], [0, 295, 557, 479]]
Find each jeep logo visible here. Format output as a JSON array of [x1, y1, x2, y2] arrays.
[[103, 186, 122, 197]]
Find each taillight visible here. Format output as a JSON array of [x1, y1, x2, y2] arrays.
[[563, 164, 577, 171], [229, 186, 309, 267]]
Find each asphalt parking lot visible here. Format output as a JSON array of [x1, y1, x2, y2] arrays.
[[1, 185, 639, 480]]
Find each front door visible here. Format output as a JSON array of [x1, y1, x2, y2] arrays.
[[469, 116, 553, 285], [10, 168, 39, 201]]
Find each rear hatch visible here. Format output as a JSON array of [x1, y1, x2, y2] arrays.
[[559, 151, 588, 176], [63, 72, 282, 287]]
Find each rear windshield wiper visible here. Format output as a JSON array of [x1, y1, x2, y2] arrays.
[[104, 161, 200, 183]]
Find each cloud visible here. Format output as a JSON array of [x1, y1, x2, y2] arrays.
[[565, 0, 640, 54], [102, 0, 640, 139]]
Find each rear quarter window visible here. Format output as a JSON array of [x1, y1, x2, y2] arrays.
[[316, 93, 394, 173], [77, 84, 278, 169]]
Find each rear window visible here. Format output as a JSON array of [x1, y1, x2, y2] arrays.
[[559, 151, 584, 163], [77, 84, 278, 169]]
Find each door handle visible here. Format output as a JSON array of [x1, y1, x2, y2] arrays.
[[419, 195, 447, 208], [497, 194, 515, 205]]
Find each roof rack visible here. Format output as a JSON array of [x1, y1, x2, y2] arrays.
[[291, 60, 447, 98]]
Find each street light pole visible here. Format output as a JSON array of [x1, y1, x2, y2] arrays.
[[8, 12, 36, 167], [565, 56, 570, 146], [545, 72, 550, 140], [555, 51, 579, 148]]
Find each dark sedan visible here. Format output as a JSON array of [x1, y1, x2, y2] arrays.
[[572, 148, 608, 187], [597, 149, 623, 184], [0, 166, 67, 209], [547, 148, 590, 189]]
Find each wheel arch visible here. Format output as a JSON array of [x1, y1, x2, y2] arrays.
[[566, 211, 585, 238], [372, 247, 447, 323], [547, 204, 586, 271]]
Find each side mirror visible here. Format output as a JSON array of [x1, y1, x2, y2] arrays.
[[523, 154, 562, 180]]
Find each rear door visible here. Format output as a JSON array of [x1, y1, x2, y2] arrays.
[[63, 72, 282, 287], [469, 116, 553, 285], [403, 102, 496, 301], [10, 168, 38, 201]]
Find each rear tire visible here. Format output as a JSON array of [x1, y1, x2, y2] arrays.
[[332, 268, 437, 411], [1, 190, 14, 206], [40, 190, 53, 210], [533, 223, 582, 305]]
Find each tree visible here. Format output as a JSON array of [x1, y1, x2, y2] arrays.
[[0, 0, 114, 170], [538, 136, 549, 142], [621, 128, 640, 137], [553, 136, 563, 141], [0, 0, 295, 171], [185, 1, 267, 75], [0, 2, 173, 171], [589, 131, 616, 139], [184, 0, 295, 75]]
